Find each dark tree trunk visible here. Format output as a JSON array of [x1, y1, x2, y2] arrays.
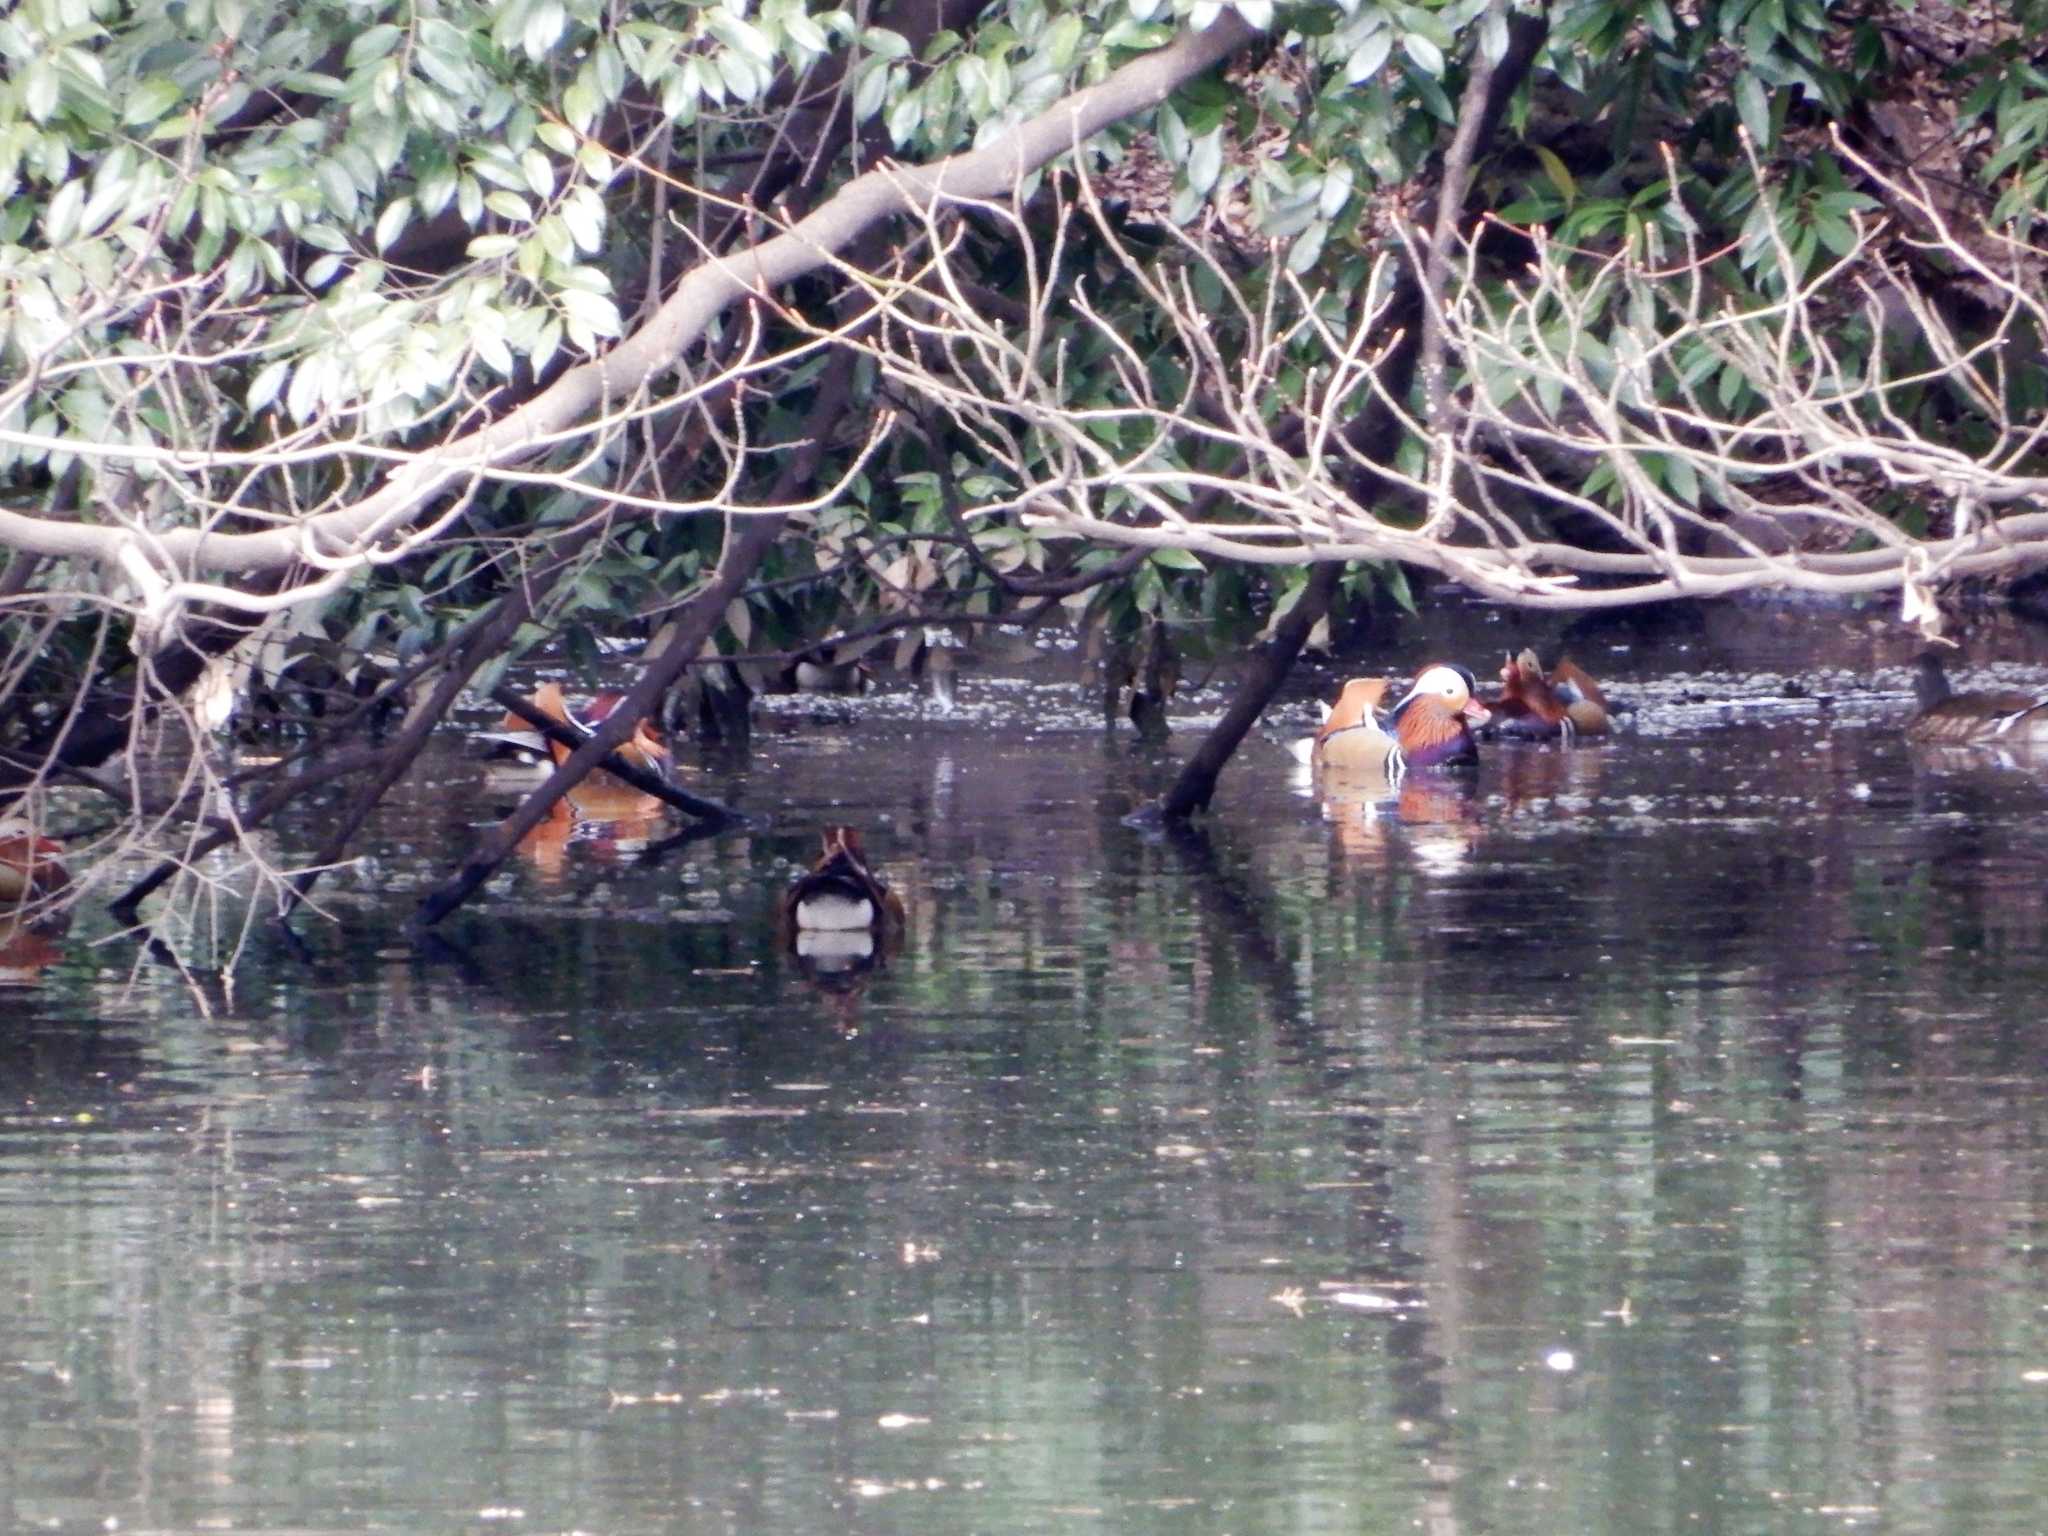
[[1156, 5, 1553, 822]]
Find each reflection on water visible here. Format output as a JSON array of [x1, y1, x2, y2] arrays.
[[4, 619, 2048, 1533]]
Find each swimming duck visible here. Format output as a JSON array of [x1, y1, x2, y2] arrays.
[[1905, 653, 2048, 746], [1489, 650, 1612, 741], [479, 682, 675, 823], [479, 682, 671, 779], [1385, 663, 1491, 768], [0, 820, 67, 908], [1297, 665, 1490, 775], [1296, 677, 1398, 773], [780, 827, 906, 975], [1550, 659, 1613, 737], [782, 826, 905, 934]]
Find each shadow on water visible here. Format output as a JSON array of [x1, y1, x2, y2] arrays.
[[3, 607, 2048, 1532]]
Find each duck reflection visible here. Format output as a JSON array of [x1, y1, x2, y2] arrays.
[[1313, 765, 1480, 872], [1492, 737, 1609, 816], [0, 918, 64, 984], [512, 797, 669, 882], [1910, 741, 2048, 778]]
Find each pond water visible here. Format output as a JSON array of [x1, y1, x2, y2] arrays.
[[3, 604, 2048, 1534]]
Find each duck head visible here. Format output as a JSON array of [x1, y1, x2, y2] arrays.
[[1388, 663, 1489, 767]]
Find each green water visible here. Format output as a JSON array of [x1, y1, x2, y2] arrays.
[[2, 620, 2046, 1534]]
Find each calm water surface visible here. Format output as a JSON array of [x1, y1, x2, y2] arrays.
[[3, 609, 2047, 1534]]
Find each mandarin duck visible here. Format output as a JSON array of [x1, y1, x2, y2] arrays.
[[1488, 650, 1612, 741], [1905, 653, 2048, 746], [1384, 663, 1490, 768], [1296, 665, 1490, 776], [0, 820, 67, 908], [780, 826, 907, 975], [1294, 677, 1397, 773], [479, 682, 671, 776], [479, 682, 675, 823], [1550, 659, 1613, 737]]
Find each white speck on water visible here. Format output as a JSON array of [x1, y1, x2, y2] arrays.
[[1332, 1291, 1402, 1311], [1545, 1349, 1576, 1372]]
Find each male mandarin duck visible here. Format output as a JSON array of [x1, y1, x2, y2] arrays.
[[0, 819, 71, 961], [1296, 664, 1490, 775], [782, 826, 905, 936], [1488, 650, 1612, 741], [1905, 652, 2048, 746], [479, 681, 674, 824], [0, 820, 67, 908], [780, 826, 907, 980], [480, 682, 671, 778]]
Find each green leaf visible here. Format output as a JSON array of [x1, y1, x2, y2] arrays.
[[559, 192, 603, 252], [123, 78, 183, 126], [1402, 32, 1444, 78], [708, 13, 777, 65], [1665, 453, 1700, 507], [1344, 29, 1392, 84], [1186, 127, 1224, 198], [1286, 220, 1328, 273], [485, 189, 534, 223], [246, 358, 290, 413], [346, 24, 403, 68], [860, 26, 911, 60], [1735, 71, 1771, 148], [24, 58, 59, 124], [888, 87, 923, 144], [43, 179, 84, 244], [521, 149, 555, 198], [559, 287, 621, 337], [374, 197, 413, 252], [852, 57, 890, 119], [1043, 14, 1083, 69], [1533, 145, 1576, 205], [1318, 163, 1353, 220]]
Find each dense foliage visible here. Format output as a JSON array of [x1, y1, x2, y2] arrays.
[[4, 0, 2048, 925]]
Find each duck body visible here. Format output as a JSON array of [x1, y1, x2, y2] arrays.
[[0, 822, 67, 907], [479, 683, 672, 789], [1906, 653, 2048, 746], [1549, 660, 1613, 738], [0, 822, 69, 943], [1385, 663, 1490, 769], [782, 826, 905, 942], [1300, 678, 1400, 774], [1298, 665, 1489, 776], [780, 827, 908, 989], [1488, 651, 1611, 742]]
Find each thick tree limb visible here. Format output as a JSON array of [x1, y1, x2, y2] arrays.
[[0, 16, 1259, 587], [407, 338, 870, 928], [1155, 6, 1552, 820]]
